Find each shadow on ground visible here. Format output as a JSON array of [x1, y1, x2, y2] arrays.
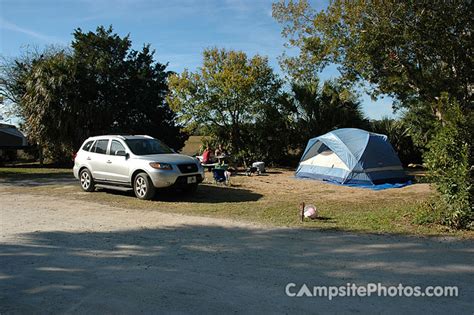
[[0, 174, 75, 187], [1, 226, 472, 313], [97, 184, 264, 203], [0, 174, 263, 203]]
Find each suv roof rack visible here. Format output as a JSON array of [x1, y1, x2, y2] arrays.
[[128, 135, 154, 139], [88, 134, 153, 140]]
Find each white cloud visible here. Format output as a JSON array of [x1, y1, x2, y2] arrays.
[[0, 18, 64, 43]]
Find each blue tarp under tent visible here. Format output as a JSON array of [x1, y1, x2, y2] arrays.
[[295, 128, 411, 188]]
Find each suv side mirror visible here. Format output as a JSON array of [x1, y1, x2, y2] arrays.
[[116, 150, 128, 157]]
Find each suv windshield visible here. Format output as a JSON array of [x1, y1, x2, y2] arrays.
[[125, 138, 174, 155]]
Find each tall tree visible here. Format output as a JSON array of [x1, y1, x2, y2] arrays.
[[290, 78, 368, 150], [1, 26, 187, 161], [0, 47, 58, 121], [20, 52, 77, 160], [167, 48, 283, 156], [70, 26, 187, 150]]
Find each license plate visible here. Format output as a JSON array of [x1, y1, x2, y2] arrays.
[[187, 176, 197, 184]]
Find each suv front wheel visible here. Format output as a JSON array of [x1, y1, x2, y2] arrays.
[[134, 172, 156, 200]]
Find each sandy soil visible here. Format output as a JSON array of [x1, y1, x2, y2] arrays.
[[233, 169, 432, 201], [1, 185, 473, 314]]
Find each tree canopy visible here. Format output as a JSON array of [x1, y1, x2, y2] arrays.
[[289, 78, 368, 150], [273, 0, 473, 113], [167, 48, 283, 157], [1, 26, 187, 161]]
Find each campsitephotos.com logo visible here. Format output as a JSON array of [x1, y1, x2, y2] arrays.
[[285, 283, 459, 300]]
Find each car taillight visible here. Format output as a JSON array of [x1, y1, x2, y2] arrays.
[[72, 152, 77, 161]]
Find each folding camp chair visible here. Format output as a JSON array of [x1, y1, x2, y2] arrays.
[[212, 168, 229, 185]]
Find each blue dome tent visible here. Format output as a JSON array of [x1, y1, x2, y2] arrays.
[[296, 128, 410, 187]]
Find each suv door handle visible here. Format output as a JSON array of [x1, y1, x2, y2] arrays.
[[106, 160, 112, 164], [86, 157, 91, 160]]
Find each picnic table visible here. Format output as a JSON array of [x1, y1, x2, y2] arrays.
[[196, 154, 230, 170], [201, 162, 219, 171]]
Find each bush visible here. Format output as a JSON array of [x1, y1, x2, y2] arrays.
[[423, 96, 472, 229]]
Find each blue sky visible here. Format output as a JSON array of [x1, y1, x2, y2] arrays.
[[0, 0, 395, 119]]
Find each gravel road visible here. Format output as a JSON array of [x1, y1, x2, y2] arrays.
[[0, 189, 473, 314]]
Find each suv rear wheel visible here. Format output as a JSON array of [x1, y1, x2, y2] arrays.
[[134, 172, 156, 200], [80, 168, 95, 192]]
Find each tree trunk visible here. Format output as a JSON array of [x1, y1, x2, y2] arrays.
[[38, 144, 44, 167]]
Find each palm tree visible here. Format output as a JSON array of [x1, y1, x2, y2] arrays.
[[291, 79, 368, 149]]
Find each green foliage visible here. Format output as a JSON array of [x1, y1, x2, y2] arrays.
[[20, 52, 77, 161], [70, 26, 187, 151], [1, 47, 48, 105], [290, 78, 368, 150], [273, 0, 472, 111], [1, 26, 187, 162], [168, 48, 291, 163], [274, 0, 473, 229], [168, 48, 370, 164], [423, 95, 472, 228], [400, 102, 439, 150]]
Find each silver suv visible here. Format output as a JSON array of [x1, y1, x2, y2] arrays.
[[73, 135, 204, 200]]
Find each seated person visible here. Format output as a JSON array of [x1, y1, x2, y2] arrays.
[[215, 144, 224, 157], [202, 145, 213, 164], [212, 163, 231, 184], [215, 144, 228, 163]]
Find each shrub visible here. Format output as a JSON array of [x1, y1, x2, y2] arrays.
[[423, 95, 472, 229]]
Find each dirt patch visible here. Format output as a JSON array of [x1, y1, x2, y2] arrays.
[[231, 169, 431, 201], [0, 168, 455, 237], [1, 191, 473, 313]]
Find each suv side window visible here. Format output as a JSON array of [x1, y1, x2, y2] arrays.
[[94, 139, 109, 154], [82, 140, 94, 152], [110, 140, 126, 155]]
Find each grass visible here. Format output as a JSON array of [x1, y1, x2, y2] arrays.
[[1, 167, 472, 238], [77, 189, 460, 237]]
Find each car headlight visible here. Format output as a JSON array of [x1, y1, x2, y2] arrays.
[[149, 162, 173, 170]]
